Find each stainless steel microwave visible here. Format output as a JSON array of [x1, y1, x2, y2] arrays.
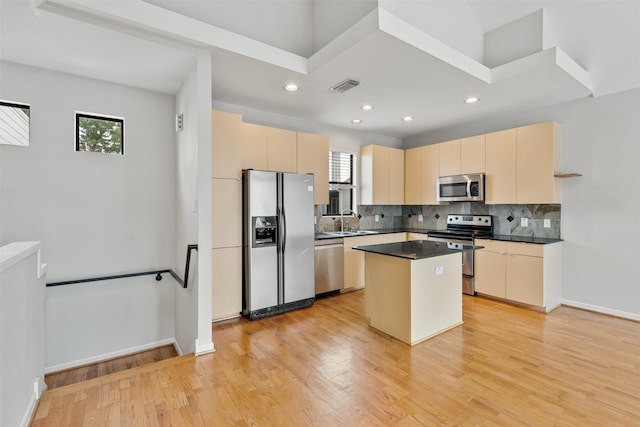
[[437, 173, 485, 202]]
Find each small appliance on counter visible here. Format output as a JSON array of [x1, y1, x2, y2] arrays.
[[243, 170, 315, 320]]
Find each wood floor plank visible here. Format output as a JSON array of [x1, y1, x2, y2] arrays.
[[32, 292, 640, 426]]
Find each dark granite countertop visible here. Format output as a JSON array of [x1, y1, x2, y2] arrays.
[[316, 228, 562, 245], [485, 234, 563, 244], [353, 240, 476, 261]]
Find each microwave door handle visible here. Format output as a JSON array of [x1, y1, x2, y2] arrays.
[[466, 179, 472, 197]]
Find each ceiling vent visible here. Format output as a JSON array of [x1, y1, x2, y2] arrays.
[[330, 78, 360, 93]]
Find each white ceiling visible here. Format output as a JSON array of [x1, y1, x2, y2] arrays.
[[1, 0, 638, 139]]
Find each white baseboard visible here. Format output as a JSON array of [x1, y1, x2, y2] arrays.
[[19, 390, 37, 427], [561, 298, 640, 321], [44, 338, 177, 374], [195, 339, 215, 355]]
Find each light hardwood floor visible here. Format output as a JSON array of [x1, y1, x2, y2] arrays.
[[45, 345, 178, 390], [31, 291, 640, 426]]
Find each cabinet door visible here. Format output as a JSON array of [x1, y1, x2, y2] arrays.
[[297, 132, 329, 205], [460, 134, 485, 174], [212, 247, 242, 321], [343, 235, 382, 290], [404, 147, 423, 205], [485, 129, 517, 204], [422, 144, 440, 204], [475, 241, 507, 298], [506, 254, 543, 306], [267, 127, 297, 172], [516, 122, 560, 204], [212, 110, 243, 179], [388, 147, 405, 205], [439, 139, 461, 177], [407, 233, 429, 241], [212, 178, 242, 248], [241, 123, 268, 171]]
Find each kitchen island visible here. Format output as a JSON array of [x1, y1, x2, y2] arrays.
[[354, 240, 469, 346]]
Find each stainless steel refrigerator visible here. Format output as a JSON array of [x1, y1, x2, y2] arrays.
[[243, 170, 315, 320]]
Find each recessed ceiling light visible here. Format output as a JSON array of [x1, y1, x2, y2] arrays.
[[351, 119, 362, 124], [402, 116, 414, 122], [362, 104, 374, 111], [283, 83, 299, 92], [464, 97, 479, 104]]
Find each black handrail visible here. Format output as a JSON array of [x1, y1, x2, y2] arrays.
[[47, 244, 198, 289]]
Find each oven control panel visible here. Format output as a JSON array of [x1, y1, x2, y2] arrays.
[[447, 215, 492, 227]]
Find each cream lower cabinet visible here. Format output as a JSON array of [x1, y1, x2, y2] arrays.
[[407, 233, 430, 241], [212, 247, 243, 321], [475, 239, 561, 312]]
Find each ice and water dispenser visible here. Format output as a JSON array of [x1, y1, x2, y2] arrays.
[[252, 216, 277, 248]]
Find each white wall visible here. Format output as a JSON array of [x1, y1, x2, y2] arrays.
[[0, 243, 46, 427], [174, 52, 214, 356], [401, 89, 640, 318], [0, 61, 180, 368]]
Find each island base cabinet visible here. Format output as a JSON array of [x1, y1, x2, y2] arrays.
[[212, 247, 242, 322], [364, 252, 462, 346]]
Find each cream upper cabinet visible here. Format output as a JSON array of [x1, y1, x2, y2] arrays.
[[297, 132, 329, 205], [241, 124, 297, 173], [460, 134, 486, 174], [388, 147, 405, 205], [267, 127, 297, 173], [438, 139, 461, 177], [212, 110, 243, 179], [241, 123, 268, 171], [404, 147, 423, 205], [485, 128, 517, 204], [422, 144, 440, 204], [360, 145, 404, 205], [516, 122, 562, 204]]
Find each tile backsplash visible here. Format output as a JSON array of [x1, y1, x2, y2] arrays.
[[315, 203, 561, 239]]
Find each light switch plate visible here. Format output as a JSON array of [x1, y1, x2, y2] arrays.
[[544, 219, 551, 228], [521, 217, 528, 227], [435, 266, 444, 276], [375, 214, 379, 222], [418, 214, 423, 222]]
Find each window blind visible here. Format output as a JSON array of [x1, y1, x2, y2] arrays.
[[328, 151, 354, 189]]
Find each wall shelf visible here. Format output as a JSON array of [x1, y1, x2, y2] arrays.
[[554, 173, 582, 178]]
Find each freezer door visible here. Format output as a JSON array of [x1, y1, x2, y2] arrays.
[[244, 170, 278, 312], [281, 173, 315, 304]]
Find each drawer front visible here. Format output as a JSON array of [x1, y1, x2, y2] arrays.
[[506, 242, 543, 257], [476, 239, 506, 253]]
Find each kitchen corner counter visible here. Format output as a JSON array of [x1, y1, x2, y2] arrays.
[[354, 240, 476, 260]]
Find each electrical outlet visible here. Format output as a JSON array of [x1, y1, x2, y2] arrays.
[[435, 266, 444, 276], [418, 214, 423, 222], [375, 214, 379, 222], [314, 216, 317, 225], [520, 217, 528, 227], [544, 219, 551, 228]]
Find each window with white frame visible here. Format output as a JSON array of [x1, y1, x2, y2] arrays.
[[322, 151, 356, 216]]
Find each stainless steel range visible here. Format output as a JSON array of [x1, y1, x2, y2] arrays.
[[427, 214, 493, 296]]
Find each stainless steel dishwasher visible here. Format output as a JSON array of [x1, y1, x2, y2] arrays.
[[314, 238, 344, 295]]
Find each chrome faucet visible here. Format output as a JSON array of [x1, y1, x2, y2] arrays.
[[340, 208, 355, 233]]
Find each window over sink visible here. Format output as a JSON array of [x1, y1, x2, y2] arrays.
[[322, 151, 356, 216]]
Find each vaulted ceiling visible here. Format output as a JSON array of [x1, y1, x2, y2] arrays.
[[1, 0, 638, 138]]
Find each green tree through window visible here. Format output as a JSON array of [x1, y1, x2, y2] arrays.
[[76, 113, 124, 154]]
